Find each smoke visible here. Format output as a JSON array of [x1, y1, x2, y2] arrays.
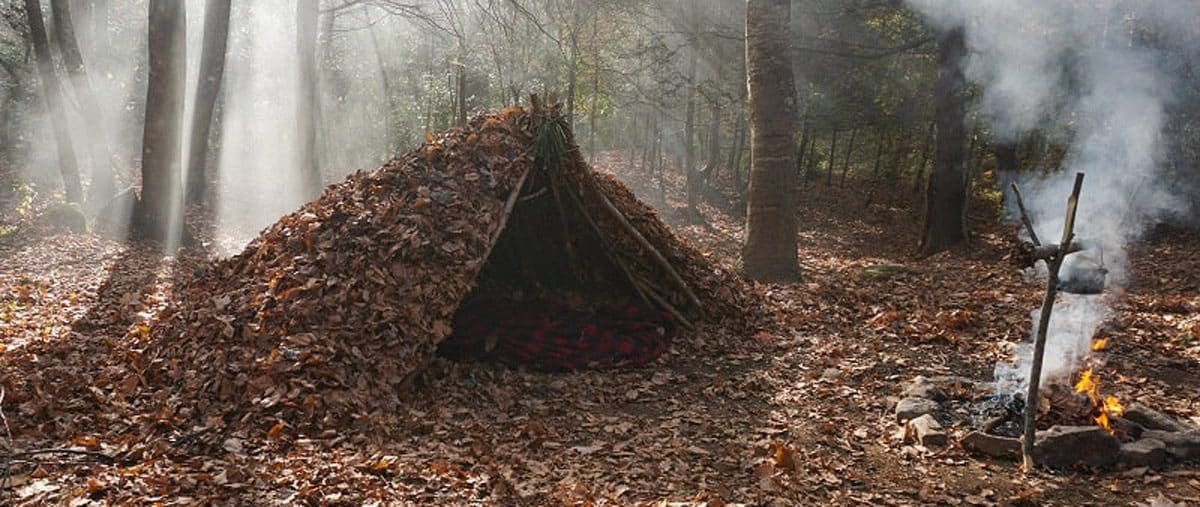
[[904, 0, 1199, 392]]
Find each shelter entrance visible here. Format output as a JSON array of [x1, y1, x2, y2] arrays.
[[437, 162, 677, 371]]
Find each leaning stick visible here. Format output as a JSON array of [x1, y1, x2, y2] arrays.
[[639, 280, 696, 330], [1021, 172, 1085, 473], [585, 178, 707, 318], [564, 186, 654, 310], [1010, 183, 1042, 247]]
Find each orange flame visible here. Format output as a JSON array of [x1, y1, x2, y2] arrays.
[[1075, 369, 1123, 433]]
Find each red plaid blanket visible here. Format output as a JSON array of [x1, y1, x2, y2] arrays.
[[439, 298, 676, 371]]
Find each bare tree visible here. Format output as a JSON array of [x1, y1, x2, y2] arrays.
[[136, 0, 187, 243], [919, 26, 968, 254], [742, 0, 799, 282], [185, 0, 232, 206], [24, 0, 82, 203], [297, 0, 323, 197], [50, 0, 116, 208]]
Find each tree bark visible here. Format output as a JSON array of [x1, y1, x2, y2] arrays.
[[137, 0, 186, 243], [296, 0, 322, 198], [920, 27, 969, 255], [742, 0, 799, 282], [25, 0, 83, 203], [184, 0, 231, 206], [50, 0, 115, 207]]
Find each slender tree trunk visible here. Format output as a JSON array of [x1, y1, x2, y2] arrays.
[[839, 127, 858, 187], [184, 0, 231, 206], [920, 27, 969, 254], [795, 121, 810, 180], [731, 110, 747, 196], [684, 56, 698, 214], [871, 127, 887, 180], [137, 0, 187, 243], [802, 127, 816, 186], [825, 129, 839, 186], [702, 100, 721, 185], [588, 11, 599, 163], [51, 0, 115, 207], [566, 0, 578, 125], [296, 0, 322, 198], [742, 0, 799, 282], [25, 0, 83, 203], [455, 41, 467, 126]]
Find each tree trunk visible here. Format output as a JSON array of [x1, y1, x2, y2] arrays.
[[296, 0, 322, 198], [25, 0, 83, 203], [920, 27, 969, 254], [871, 127, 887, 180], [742, 0, 799, 282], [839, 127, 858, 187], [50, 0, 115, 207], [184, 0, 231, 206], [702, 100, 721, 185], [825, 129, 839, 186], [729, 105, 747, 196], [137, 0, 187, 243], [684, 55, 698, 214], [794, 121, 809, 180], [912, 120, 934, 193]]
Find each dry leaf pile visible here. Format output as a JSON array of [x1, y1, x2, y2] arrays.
[[132, 106, 756, 436]]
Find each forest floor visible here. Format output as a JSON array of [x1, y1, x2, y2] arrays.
[[1, 159, 1199, 505]]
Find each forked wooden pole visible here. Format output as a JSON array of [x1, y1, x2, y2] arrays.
[[1021, 172, 1085, 473]]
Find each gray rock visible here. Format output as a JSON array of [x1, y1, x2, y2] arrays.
[[1120, 438, 1168, 468], [895, 397, 940, 422], [1142, 430, 1200, 460], [901, 376, 947, 402], [1034, 425, 1121, 469], [908, 414, 948, 447], [1124, 403, 1194, 433], [960, 431, 1021, 458]]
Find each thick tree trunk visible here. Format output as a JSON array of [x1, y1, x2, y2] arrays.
[[137, 0, 187, 243], [51, 0, 115, 207], [296, 0, 322, 198], [742, 0, 799, 282], [702, 100, 721, 185], [25, 0, 83, 203], [185, 0, 231, 206], [920, 27, 969, 254]]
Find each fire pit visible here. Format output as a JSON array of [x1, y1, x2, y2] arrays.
[[893, 375, 1200, 470]]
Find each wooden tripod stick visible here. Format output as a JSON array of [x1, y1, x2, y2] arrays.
[[1020, 172, 1085, 473]]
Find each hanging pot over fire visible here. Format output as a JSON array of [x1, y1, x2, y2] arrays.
[[1057, 250, 1108, 295]]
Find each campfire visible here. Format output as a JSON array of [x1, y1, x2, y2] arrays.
[[1074, 368, 1124, 434], [887, 177, 1199, 471]]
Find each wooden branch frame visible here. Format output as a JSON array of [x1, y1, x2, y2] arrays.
[[1021, 172, 1085, 473]]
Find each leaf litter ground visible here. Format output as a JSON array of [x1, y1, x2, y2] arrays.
[[1, 139, 1198, 505]]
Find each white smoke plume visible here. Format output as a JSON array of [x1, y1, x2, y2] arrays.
[[904, 0, 1199, 393]]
